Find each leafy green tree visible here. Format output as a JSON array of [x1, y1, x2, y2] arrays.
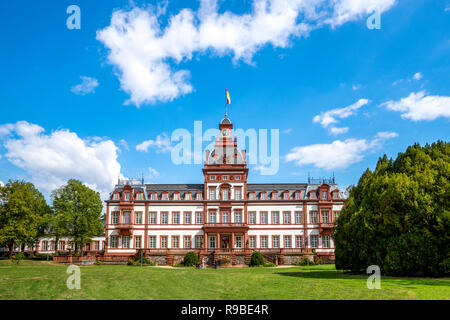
[[0, 180, 50, 258], [51, 179, 103, 255], [334, 141, 450, 276]]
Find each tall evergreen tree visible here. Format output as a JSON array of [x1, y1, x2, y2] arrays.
[[334, 141, 450, 276]]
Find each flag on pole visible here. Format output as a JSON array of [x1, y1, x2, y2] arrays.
[[226, 88, 231, 105]]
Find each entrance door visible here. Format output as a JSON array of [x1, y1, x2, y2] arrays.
[[221, 235, 230, 248]]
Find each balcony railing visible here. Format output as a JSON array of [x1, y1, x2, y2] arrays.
[[319, 223, 334, 228], [203, 223, 247, 228], [114, 223, 132, 228]]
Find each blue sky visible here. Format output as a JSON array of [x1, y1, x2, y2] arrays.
[[0, 0, 449, 197]]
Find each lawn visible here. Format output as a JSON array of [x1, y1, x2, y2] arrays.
[[0, 260, 448, 300]]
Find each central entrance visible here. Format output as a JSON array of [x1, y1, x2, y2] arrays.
[[221, 235, 230, 248]]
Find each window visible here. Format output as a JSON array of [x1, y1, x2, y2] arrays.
[[334, 211, 340, 221], [260, 192, 266, 200], [235, 236, 242, 248], [111, 237, 118, 248], [125, 193, 130, 201], [208, 236, 216, 249], [284, 235, 292, 248], [272, 211, 279, 224], [135, 212, 142, 224], [261, 212, 268, 224], [222, 188, 229, 200], [223, 175, 228, 180], [172, 212, 180, 224], [150, 193, 156, 200], [174, 193, 180, 200], [283, 211, 291, 224], [249, 193, 255, 200], [136, 193, 143, 200], [162, 193, 168, 200], [295, 192, 301, 200], [59, 241, 65, 251], [323, 235, 330, 248], [210, 175, 216, 181], [272, 236, 280, 248], [123, 211, 131, 224], [113, 193, 119, 200], [222, 212, 229, 223], [283, 193, 289, 200], [236, 176, 241, 180], [123, 236, 130, 248], [310, 192, 316, 199], [295, 236, 303, 248], [322, 210, 329, 223], [249, 212, 256, 224], [112, 211, 119, 224], [196, 193, 202, 200], [260, 236, 268, 248], [185, 193, 191, 200], [95, 241, 100, 250], [311, 235, 318, 248], [272, 192, 278, 200], [235, 189, 241, 200], [195, 236, 202, 249], [160, 236, 167, 249], [310, 211, 318, 224], [322, 191, 327, 200], [209, 189, 216, 200], [295, 211, 303, 224], [172, 236, 179, 248], [150, 212, 157, 224], [249, 236, 256, 249], [184, 236, 191, 249], [161, 212, 168, 224], [135, 236, 141, 248], [184, 212, 191, 224], [209, 211, 216, 223], [196, 212, 203, 224], [235, 211, 242, 223], [149, 236, 156, 248], [333, 192, 339, 199]]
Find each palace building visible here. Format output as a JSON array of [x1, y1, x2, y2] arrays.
[[102, 115, 346, 265]]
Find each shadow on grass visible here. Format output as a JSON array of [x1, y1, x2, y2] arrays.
[[275, 270, 450, 287]]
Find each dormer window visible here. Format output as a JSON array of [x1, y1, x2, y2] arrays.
[[310, 192, 316, 199], [174, 193, 180, 200], [261, 192, 266, 200], [196, 193, 202, 200], [162, 193, 168, 200], [150, 193, 156, 200], [113, 193, 119, 200], [322, 191, 327, 200], [185, 193, 191, 200], [283, 193, 289, 200], [333, 192, 339, 199], [249, 193, 255, 200], [295, 192, 301, 200], [136, 193, 143, 200], [125, 193, 130, 201], [272, 192, 278, 200]]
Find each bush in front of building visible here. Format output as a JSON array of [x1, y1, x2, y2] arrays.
[[249, 251, 264, 267], [333, 141, 450, 277], [12, 252, 26, 265], [181, 251, 200, 266], [296, 257, 315, 266]]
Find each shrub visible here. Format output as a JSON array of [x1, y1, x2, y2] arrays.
[[12, 252, 26, 265], [315, 258, 322, 265], [263, 262, 276, 267], [249, 251, 264, 267], [94, 260, 102, 266], [127, 258, 135, 266], [296, 257, 315, 266], [182, 251, 199, 266]]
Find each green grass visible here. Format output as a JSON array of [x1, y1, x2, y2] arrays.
[[0, 260, 448, 300]]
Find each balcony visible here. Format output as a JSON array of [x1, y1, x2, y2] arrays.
[[113, 223, 133, 235], [318, 223, 334, 233], [202, 223, 248, 232]]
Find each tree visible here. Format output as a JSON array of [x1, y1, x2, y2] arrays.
[[51, 179, 103, 255], [249, 251, 265, 267], [334, 141, 450, 276], [182, 251, 199, 266], [0, 180, 50, 258]]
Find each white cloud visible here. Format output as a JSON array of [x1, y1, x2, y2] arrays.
[[0, 181, 4, 187], [0, 121, 121, 197], [313, 98, 369, 135], [97, 0, 396, 106], [352, 84, 361, 91], [71, 76, 99, 95], [413, 72, 422, 80], [382, 91, 450, 121], [285, 132, 397, 169], [282, 128, 292, 134], [329, 126, 349, 136], [136, 134, 172, 153], [445, 7, 450, 12], [119, 139, 129, 151]]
